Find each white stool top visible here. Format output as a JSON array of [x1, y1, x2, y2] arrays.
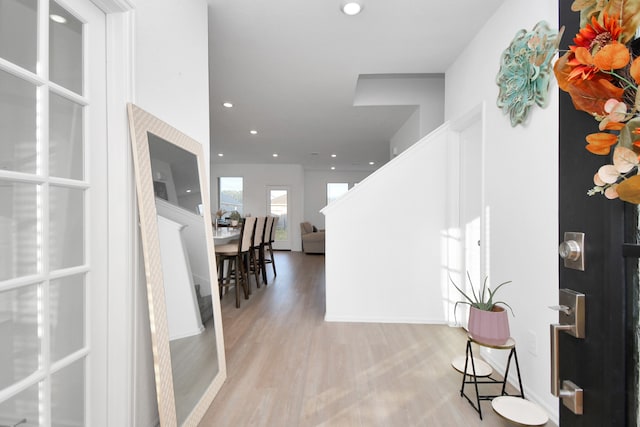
[[468, 335, 516, 349], [451, 356, 492, 377], [491, 396, 548, 426]]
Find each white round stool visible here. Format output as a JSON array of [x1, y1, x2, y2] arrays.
[[451, 355, 493, 377], [491, 396, 548, 426]]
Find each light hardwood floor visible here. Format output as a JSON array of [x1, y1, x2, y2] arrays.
[[200, 252, 553, 426]]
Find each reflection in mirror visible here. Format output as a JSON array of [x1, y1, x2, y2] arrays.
[[128, 104, 226, 426]]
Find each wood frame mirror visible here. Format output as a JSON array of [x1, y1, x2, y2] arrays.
[[128, 103, 226, 426]]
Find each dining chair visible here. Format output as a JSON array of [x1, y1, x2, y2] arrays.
[[250, 216, 268, 286], [215, 216, 256, 308], [245, 216, 261, 293], [263, 216, 277, 278]]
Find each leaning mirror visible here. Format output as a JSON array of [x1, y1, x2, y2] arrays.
[[127, 103, 226, 426]]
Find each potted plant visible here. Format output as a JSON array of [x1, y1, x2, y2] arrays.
[[214, 209, 226, 230], [450, 273, 513, 346], [228, 210, 242, 227]]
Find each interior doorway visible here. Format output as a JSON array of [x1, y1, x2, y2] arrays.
[[450, 107, 485, 328]]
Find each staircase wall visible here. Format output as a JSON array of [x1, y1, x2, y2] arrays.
[[322, 121, 461, 323]]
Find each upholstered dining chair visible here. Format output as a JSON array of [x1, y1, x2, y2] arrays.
[[215, 216, 256, 308], [250, 216, 268, 286], [263, 216, 277, 277]]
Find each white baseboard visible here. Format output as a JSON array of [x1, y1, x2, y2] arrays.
[[324, 314, 447, 324]]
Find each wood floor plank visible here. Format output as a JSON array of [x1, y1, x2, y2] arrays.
[[199, 252, 554, 426]]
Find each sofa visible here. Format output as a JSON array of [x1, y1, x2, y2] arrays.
[[300, 222, 325, 254]]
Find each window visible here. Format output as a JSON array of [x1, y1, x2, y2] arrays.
[[219, 177, 243, 215], [327, 182, 349, 204]]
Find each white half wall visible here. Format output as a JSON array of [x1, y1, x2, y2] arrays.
[[323, 124, 456, 324], [445, 0, 559, 422]]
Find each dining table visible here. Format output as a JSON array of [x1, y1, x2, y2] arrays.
[[213, 227, 240, 245]]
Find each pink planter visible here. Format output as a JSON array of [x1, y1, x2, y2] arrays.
[[468, 306, 510, 346]]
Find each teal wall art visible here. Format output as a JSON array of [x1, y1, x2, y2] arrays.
[[496, 21, 563, 127]]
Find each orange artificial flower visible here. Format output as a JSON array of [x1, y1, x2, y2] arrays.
[[593, 43, 630, 70], [631, 57, 640, 85], [572, 13, 623, 51], [585, 132, 619, 154], [631, 127, 640, 147], [553, 58, 625, 115], [617, 175, 640, 203], [567, 13, 624, 81], [601, 121, 626, 130]]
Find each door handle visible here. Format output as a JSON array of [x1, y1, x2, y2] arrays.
[[549, 289, 585, 415], [550, 323, 571, 396], [550, 324, 583, 414]]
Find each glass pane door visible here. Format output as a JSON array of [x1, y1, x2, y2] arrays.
[[268, 188, 290, 250], [0, 0, 106, 425]]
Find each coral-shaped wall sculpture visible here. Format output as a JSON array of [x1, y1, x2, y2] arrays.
[[496, 21, 563, 127]]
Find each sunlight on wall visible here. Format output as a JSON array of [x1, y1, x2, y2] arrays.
[[441, 206, 492, 328], [465, 216, 481, 298], [441, 227, 462, 326], [484, 205, 491, 285]]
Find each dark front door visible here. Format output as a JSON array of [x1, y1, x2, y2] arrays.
[[558, 2, 637, 425]]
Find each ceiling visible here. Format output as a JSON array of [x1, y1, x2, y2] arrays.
[[207, 0, 505, 171]]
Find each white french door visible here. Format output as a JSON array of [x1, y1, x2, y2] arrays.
[[0, 0, 107, 426], [267, 187, 291, 250]]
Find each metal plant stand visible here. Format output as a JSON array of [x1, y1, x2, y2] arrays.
[[458, 336, 524, 420]]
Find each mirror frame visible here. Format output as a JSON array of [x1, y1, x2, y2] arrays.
[[127, 103, 226, 426]]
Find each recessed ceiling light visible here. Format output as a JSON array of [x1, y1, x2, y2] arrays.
[[222, 102, 233, 108], [50, 14, 67, 23], [272, 153, 278, 157], [331, 154, 337, 158], [250, 130, 258, 135], [217, 153, 224, 157], [186, 189, 192, 193], [331, 166, 336, 170], [341, 1, 363, 16], [369, 161, 375, 165]]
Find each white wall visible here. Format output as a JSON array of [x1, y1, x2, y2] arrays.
[[390, 108, 420, 157], [156, 199, 211, 296], [210, 164, 305, 250], [132, 1, 211, 425], [133, 0, 211, 174], [323, 124, 456, 323], [354, 73, 445, 136], [304, 169, 371, 229], [157, 215, 203, 340], [445, 0, 559, 422]]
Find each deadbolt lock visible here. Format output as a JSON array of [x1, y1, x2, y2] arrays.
[[559, 232, 585, 271]]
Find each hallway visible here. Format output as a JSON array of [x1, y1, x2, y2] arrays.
[[200, 252, 549, 426]]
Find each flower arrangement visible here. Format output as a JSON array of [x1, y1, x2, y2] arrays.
[[554, 1, 640, 203]]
